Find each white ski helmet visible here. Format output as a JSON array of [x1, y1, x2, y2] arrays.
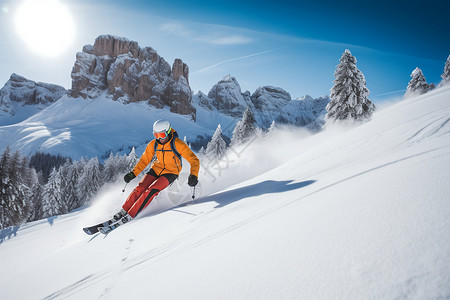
[[153, 119, 172, 140]]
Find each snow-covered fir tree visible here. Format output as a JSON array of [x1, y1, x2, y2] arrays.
[[103, 153, 121, 183], [42, 160, 84, 217], [77, 157, 101, 205], [0, 147, 11, 226], [28, 180, 44, 222], [404, 67, 431, 98], [59, 160, 82, 213], [325, 49, 375, 123], [103, 152, 115, 183], [0, 147, 12, 227], [439, 55, 450, 87], [231, 107, 257, 146], [0, 150, 31, 227], [198, 146, 206, 156], [42, 167, 62, 218], [127, 148, 139, 171], [0, 148, 42, 227], [103, 152, 132, 183], [205, 124, 227, 160], [18, 155, 37, 219]]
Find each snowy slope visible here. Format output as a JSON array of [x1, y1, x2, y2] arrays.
[[0, 89, 327, 159], [0, 94, 210, 160], [0, 86, 449, 299]]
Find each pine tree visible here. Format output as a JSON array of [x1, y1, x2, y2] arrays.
[[0, 149, 40, 227], [103, 152, 119, 183], [205, 124, 227, 159], [42, 167, 62, 217], [18, 155, 36, 221], [198, 146, 206, 156], [0, 147, 11, 227], [127, 148, 139, 171], [439, 55, 450, 87], [231, 107, 257, 146], [77, 157, 101, 205], [59, 160, 81, 213], [326, 49, 375, 123], [28, 181, 44, 222], [2, 151, 29, 227], [404, 67, 430, 98], [103, 152, 131, 183]]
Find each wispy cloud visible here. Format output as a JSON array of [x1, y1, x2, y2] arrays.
[[204, 35, 253, 45], [192, 49, 278, 74], [159, 22, 253, 46], [159, 23, 193, 38]]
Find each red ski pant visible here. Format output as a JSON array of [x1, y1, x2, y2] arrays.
[[122, 172, 171, 218]]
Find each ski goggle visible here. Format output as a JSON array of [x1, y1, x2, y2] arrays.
[[153, 127, 171, 140]]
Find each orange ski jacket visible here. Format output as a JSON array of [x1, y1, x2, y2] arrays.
[[131, 131, 200, 177]]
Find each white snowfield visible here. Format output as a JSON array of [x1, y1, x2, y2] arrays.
[[1, 86, 449, 299], [0, 95, 212, 159]]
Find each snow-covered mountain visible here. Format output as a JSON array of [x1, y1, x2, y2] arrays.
[[0, 95, 207, 160], [0, 35, 329, 159], [0, 85, 449, 300], [0, 88, 328, 160], [198, 74, 329, 130], [0, 73, 66, 126]]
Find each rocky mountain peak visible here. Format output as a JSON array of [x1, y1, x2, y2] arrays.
[[71, 35, 195, 120], [0, 73, 66, 118], [207, 74, 249, 117], [197, 75, 329, 130], [252, 86, 291, 103], [172, 58, 189, 84], [89, 35, 139, 57]]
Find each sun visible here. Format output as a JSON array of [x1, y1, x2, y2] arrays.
[[14, 0, 76, 57]]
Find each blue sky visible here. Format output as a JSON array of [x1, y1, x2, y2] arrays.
[[0, 0, 449, 103]]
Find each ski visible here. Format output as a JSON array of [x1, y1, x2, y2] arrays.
[[83, 219, 116, 235], [83, 209, 128, 235], [98, 215, 132, 235], [98, 222, 121, 235]]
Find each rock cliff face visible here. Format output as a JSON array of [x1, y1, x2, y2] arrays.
[[197, 75, 329, 130], [0, 73, 66, 117], [70, 35, 195, 119], [206, 75, 249, 117]]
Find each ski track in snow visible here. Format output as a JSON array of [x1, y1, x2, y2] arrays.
[[406, 115, 450, 144]]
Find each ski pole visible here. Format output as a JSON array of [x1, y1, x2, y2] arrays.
[[191, 186, 196, 204], [121, 183, 128, 200]]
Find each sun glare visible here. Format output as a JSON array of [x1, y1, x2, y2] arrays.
[[14, 0, 76, 57]]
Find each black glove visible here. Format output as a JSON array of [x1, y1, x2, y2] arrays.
[[188, 175, 198, 187], [124, 172, 136, 183]]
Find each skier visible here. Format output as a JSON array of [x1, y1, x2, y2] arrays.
[[84, 120, 200, 235], [119, 119, 199, 217]]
